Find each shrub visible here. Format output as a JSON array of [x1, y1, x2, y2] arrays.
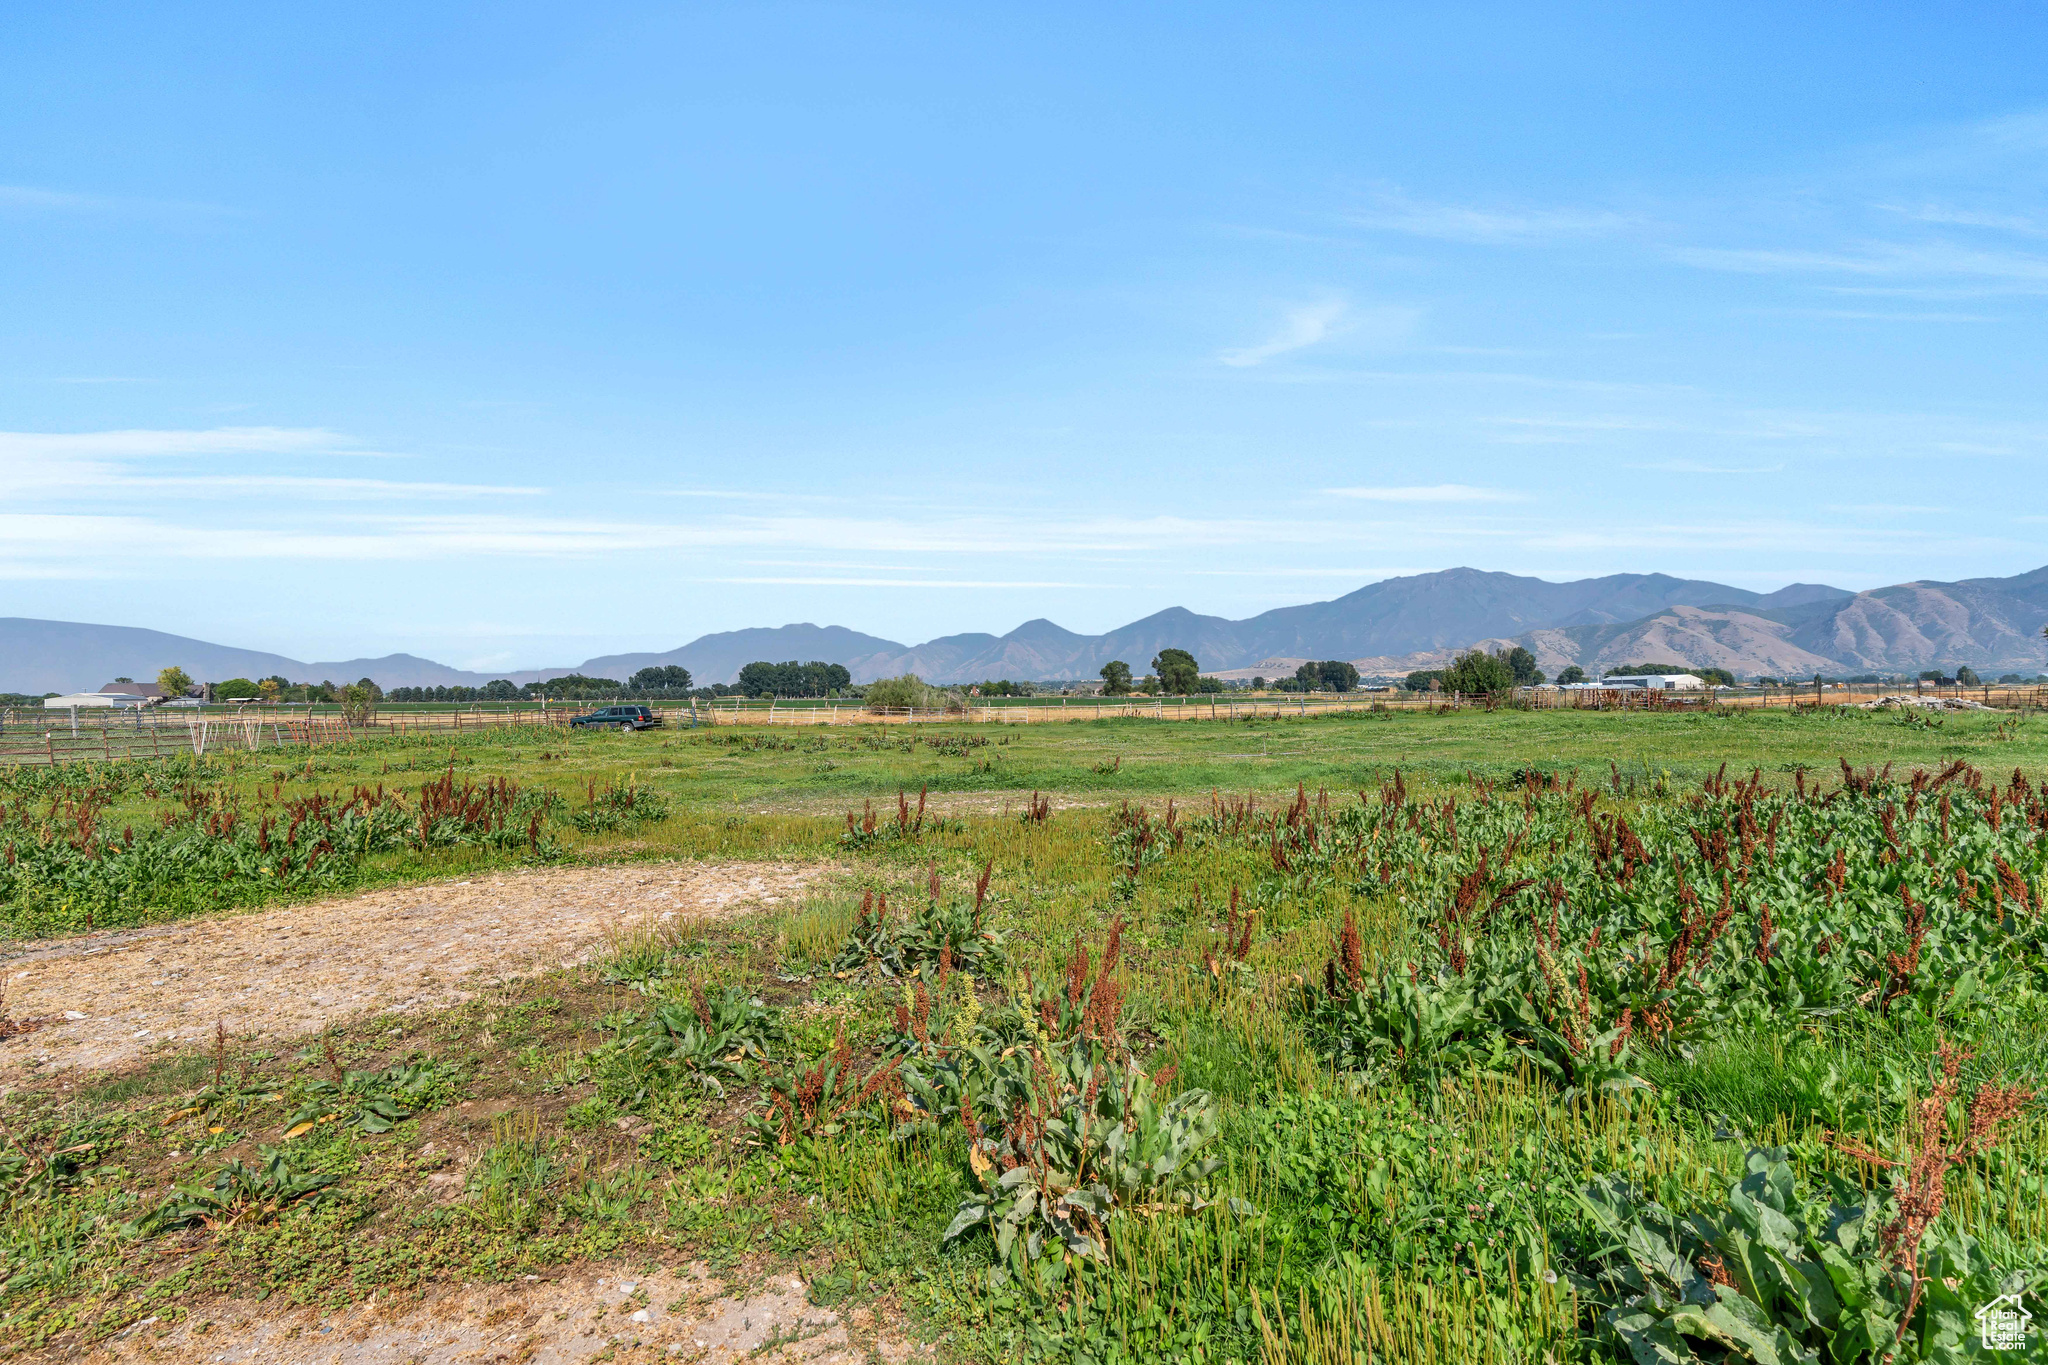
[[752, 1021, 908, 1144], [828, 867, 1007, 981], [127, 1147, 337, 1238], [282, 1057, 461, 1137], [601, 983, 781, 1100], [863, 674, 957, 711], [1574, 1137, 2033, 1364], [944, 1052, 1222, 1280], [569, 776, 670, 833]]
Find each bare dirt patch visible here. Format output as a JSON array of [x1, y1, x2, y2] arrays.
[[58, 1261, 929, 1364], [0, 861, 826, 1076]]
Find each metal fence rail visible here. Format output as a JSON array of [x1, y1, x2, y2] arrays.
[[0, 705, 580, 766]]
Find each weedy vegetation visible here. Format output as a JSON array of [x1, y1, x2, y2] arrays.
[[1, 710, 2045, 1361]]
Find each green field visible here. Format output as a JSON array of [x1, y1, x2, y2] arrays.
[[8, 703, 2047, 938], [2, 708, 2045, 1361]]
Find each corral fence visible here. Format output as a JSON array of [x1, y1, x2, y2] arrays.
[[3, 682, 2042, 766], [0, 704, 579, 767]]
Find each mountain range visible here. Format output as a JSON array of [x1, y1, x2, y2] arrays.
[[6, 564, 2047, 695]]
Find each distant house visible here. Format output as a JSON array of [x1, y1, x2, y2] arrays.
[[1604, 674, 1706, 691], [44, 691, 150, 709], [99, 681, 167, 702]]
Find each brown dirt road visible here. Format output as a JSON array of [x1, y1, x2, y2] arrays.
[[0, 861, 825, 1077], [63, 1260, 933, 1364]]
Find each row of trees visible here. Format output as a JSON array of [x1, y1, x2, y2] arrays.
[[163, 668, 384, 707], [1406, 646, 1545, 694], [733, 660, 851, 698], [1097, 650, 1228, 696], [1278, 660, 1359, 692]]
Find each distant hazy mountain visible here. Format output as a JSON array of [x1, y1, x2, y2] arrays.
[[843, 571, 1858, 680], [0, 620, 509, 695], [1502, 570, 2048, 679], [0, 619, 312, 696], [8, 565, 2044, 694]]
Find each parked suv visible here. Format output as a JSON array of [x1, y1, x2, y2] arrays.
[[570, 704, 662, 731]]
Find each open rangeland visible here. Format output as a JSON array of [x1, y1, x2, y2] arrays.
[[1, 705, 2044, 1364]]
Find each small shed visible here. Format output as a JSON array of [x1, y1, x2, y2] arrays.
[[44, 692, 149, 709], [1602, 674, 1706, 691], [98, 681, 167, 701]]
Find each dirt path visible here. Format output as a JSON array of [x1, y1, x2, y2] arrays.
[[0, 861, 825, 1076], [55, 1260, 931, 1364]]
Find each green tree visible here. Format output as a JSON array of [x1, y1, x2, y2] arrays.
[[483, 679, 519, 700], [1099, 660, 1133, 695], [1695, 667, 1736, 687], [1315, 660, 1360, 692], [1499, 647, 1543, 686], [1404, 669, 1443, 693], [629, 664, 694, 692], [156, 666, 194, 700], [339, 682, 377, 725], [213, 677, 260, 700], [1956, 665, 1981, 686], [1152, 648, 1200, 694], [1441, 650, 1514, 695], [735, 660, 850, 697], [1555, 665, 1587, 685], [531, 674, 620, 698]]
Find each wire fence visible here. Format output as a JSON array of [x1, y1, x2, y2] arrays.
[[3, 682, 2041, 766]]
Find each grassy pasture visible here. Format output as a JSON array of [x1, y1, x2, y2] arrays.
[[1, 707, 2045, 1361], [4, 703, 2046, 937]]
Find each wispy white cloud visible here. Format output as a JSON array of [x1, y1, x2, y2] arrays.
[[1348, 188, 1636, 245], [1875, 203, 2046, 235], [0, 426, 466, 501], [1669, 240, 2048, 284], [1218, 300, 1351, 367], [1749, 308, 1996, 322], [0, 426, 356, 458], [114, 475, 545, 498], [1323, 484, 1525, 503], [1632, 460, 1784, 474], [0, 183, 230, 216], [0, 507, 1533, 575], [0, 185, 97, 210]]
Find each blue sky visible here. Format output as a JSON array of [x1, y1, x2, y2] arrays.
[[5, 4, 2048, 670]]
